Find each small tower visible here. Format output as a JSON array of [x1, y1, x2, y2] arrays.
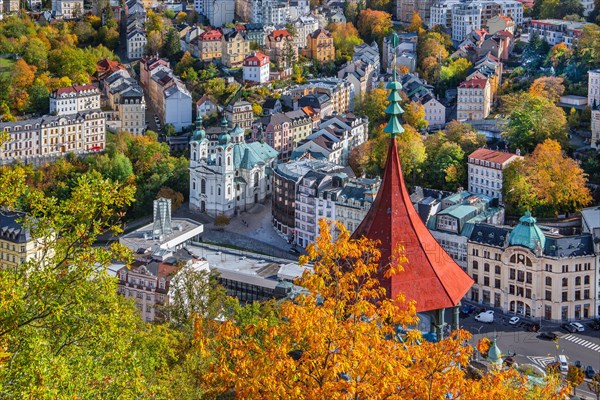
[[190, 116, 207, 167], [487, 339, 503, 367]]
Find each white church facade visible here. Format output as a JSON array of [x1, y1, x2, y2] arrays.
[[189, 117, 279, 217]]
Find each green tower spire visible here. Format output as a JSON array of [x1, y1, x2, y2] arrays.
[[383, 32, 404, 139]]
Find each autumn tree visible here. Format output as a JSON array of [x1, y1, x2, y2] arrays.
[[356, 84, 389, 130], [566, 365, 585, 396], [357, 9, 392, 45], [196, 220, 567, 399], [147, 30, 164, 55], [417, 32, 451, 83], [439, 57, 472, 90], [587, 373, 600, 399], [503, 139, 592, 217], [328, 22, 363, 62], [407, 11, 424, 33], [175, 11, 188, 24], [402, 101, 428, 131], [529, 76, 565, 103], [157, 186, 185, 210], [502, 92, 568, 153], [548, 43, 573, 69]]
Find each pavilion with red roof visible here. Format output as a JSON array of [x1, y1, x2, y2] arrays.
[[351, 33, 473, 338]]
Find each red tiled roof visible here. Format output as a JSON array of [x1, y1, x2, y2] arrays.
[[497, 30, 514, 38], [468, 148, 519, 164], [54, 84, 98, 95], [352, 138, 473, 312], [270, 29, 292, 40], [244, 52, 270, 66], [199, 28, 223, 41], [459, 78, 488, 89]]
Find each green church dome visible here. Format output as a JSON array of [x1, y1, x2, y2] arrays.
[[487, 339, 502, 365], [508, 212, 546, 251], [191, 116, 206, 141], [230, 124, 245, 137]]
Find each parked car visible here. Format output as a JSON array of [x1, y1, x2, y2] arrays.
[[538, 332, 558, 341], [570, 322, 585, 332], [561, 323, 577, 333], [509, 316, 520, 325], [474, 310, 494, 323], [588, 319, 600, 330], [461, 304, 476, 314], [574, 360, 582, 370], [585, 366, 596, 379]]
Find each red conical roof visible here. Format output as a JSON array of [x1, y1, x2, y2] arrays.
[[352, 138, 473, 312]]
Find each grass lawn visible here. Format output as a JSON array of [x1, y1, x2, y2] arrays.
[[0, 58, 15, 78]]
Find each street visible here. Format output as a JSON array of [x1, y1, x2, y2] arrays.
[[458, 309, 600, 398]]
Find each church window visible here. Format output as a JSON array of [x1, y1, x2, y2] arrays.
[[217, 187, 221, 196], [201, 179, 206, 194], [254, 172, 259, 187]]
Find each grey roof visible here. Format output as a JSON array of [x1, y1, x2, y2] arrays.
[[0, 210, 31, 244], [469, 224, 511, 247], [544, 235, 594, 257]]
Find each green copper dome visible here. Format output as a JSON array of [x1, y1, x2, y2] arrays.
[[230, 124, 245, 137], [192, 116, 206, 141], [487, 339, 502, 365], [509, 212, 546, 251]]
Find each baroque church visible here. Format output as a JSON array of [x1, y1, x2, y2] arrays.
[[189, 116, 278, 217]]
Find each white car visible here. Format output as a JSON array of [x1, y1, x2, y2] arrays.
[[509, 316, 520, 325], [474, 310, 494, 323], [569, 322, 585, 332]]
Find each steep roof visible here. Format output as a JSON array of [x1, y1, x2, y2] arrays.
[[351, 65, 473, 312], [468, 148, 518, 164], [459, 78, 488, 89], [0, 210, 31, 244]]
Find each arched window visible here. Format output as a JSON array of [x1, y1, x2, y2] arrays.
[[217, 187, 221, 196], [192, 150, 197, 160], [562, 278, 568, 287], [584, 275, 590, 285], [575, 276, 581, 285], [218, 157, 222, 166], [510, 254, 516, 264], [227, 156, 231, 166], [545, 277, 552, 286], [254, 172, 260, 187], [227, 186, 231, 195], [472, 260, 479, 270], [201, 179, 206, 194], [192, 181, 196, 191]]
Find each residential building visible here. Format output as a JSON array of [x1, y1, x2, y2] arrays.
[[582, 0, 595, 16], [286, 109, 313, 145], [297, 94, 333, 119], [0, 211, 43, 268], [338, 60, 375, 109], [420, 191, 505, 268], [289, 15, 319, 49], [289, 78, 352, 114], [0, 111, 106, 165], [196, 94, 222, 118], [197, 28, 223, 61], [457, 78, 491, 121], [400, 74, 446, 129], [225, 100, 253, 130], [140, 56, 192, 132], [245, 23, 266, 46], [50, 85, 101, 116], [302, 28, 335, 63], [292, 113, 368, 165], [528, 19, 591, 48], [101, 69, 146, 134], [467, 148, 520, 203], [253, 112, 293, 161], [383, 32, 417, 73], [221, 29, 250, 68], [243, 52, 270, 84], [353, 41, 380, 75], [251, 0, 290, 25], [206, 0, 235, 27], [289, 0, 309, 19], [588, 69, 600, 149], [52, 0, 83, 18], [265, 29, 297, 69], [3, 0, 18, 13], [467, 213, 597, 321], [451, 2, 483, 44], [127, 28, 147, 60], [486, 14, 514, 34], [262, 97, 282, 115], [189, 118, 278, 217]]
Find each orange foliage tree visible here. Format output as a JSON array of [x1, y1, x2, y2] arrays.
[[529, 76, 565, 103], [357, 9, 393, 45], [195, 221, 566, 399]]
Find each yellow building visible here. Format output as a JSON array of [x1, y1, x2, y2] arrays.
[[0, 211, 41, 268], [303, 28, 335, 63], [221, 30, 250, 68]]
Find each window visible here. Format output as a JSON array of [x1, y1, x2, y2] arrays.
[[494, 279, 500, 289], [472, 260, 478, 270], [562, 265, 568, 273], [562, 278, 568, 287], [484, 277, 490, 286], [509, 285, 515, 295], [575, 291, 581, 301], [584, 289, 590, 299], [495, 265, 501, 274], [473, 274, 479, 283], [545, 290, 552, 301], [509, 268, 515, 280], [517, 270, 525, 282], [545, 263, 552, 272], [201, 179, 206, 194], [584, 275, 590, 285], [526, 272, 532, 284], [545, 277, 552, 286], [525, 288, 531, 299], [484, 263, 490, 272], [575, 276, 581, 285], [562, 292, 568, 301]]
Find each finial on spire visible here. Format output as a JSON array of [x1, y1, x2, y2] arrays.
[[391, 32, 399, 81]]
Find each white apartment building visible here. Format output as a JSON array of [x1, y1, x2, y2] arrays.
[[528, 19, 591, 48], [582, 0, 594, 16], [206, 0, 235, 27], [0, 111, 105, 165], [289, 15, 319, 49], [467, 148, 521, 203], [102, 69, 146, 134], [127, 28, 147, 60], [196, 94, 222, 117], [457, 78, 491, 121], [243, 52, 270, 84], [451, 3, 482, 43], [163, 81, 193, 132], [52, 0, 83, 18], [589, 69, 600, 149], [50, 85, 100, 116]]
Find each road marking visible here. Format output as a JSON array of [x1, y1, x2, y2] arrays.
[[527, 355, 556, 369], [560, 334, 600, 353]]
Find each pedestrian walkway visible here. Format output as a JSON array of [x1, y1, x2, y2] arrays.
[[561, 334, 600, 352]]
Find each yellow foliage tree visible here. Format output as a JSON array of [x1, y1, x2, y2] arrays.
[[196, 221, 566, 399], [529, 76, 565, 103]]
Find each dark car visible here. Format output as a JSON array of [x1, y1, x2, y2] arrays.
[[538, 332, 558, 341], [585, 366, 596, 379], [561, 323, 577, 333], [574, 360, 582, 369], [461, 304, 476, 314]]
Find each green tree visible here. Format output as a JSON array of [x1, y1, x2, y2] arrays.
[[162, 28, 181, 59], [26, 79, 50, 114], [22, 38, 49, 70], [356, 84, 389, 130], [423, 137, 465, 190], [502, 92, 568, 153], [439, 57, 472, 90]]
